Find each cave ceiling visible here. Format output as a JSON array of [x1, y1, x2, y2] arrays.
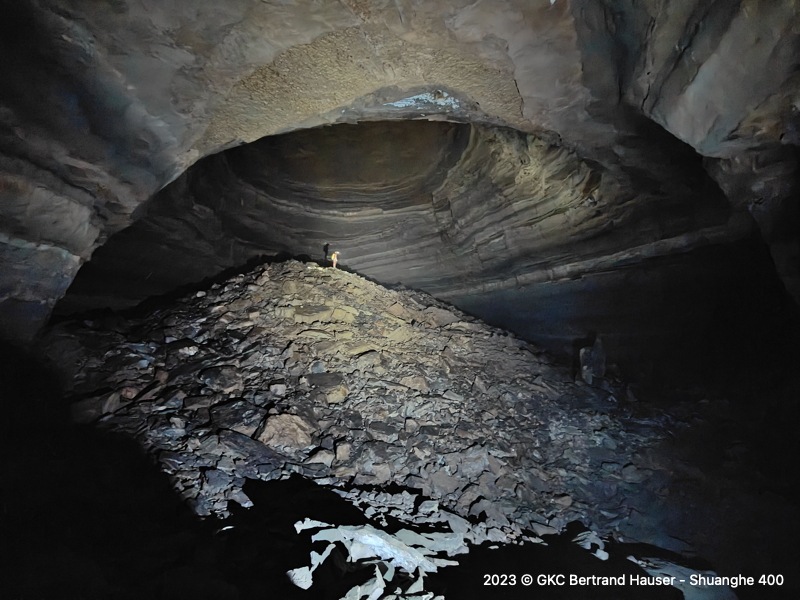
[[1, 0, 799, 365]]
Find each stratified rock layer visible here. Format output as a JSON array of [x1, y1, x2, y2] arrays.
[[2, 1, 799, 343], [57, 119, 783, 382]]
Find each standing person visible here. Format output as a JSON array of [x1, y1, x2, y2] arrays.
[[331, 251, 339, 268]]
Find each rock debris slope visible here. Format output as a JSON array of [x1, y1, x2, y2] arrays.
[[43, 261, 714, 548]]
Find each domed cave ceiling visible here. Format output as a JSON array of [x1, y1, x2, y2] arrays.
[[57, 118, 765, 382], [2, 0, 800, 597], [1, 0, 799, 355]]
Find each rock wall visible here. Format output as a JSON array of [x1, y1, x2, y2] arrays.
[[2, 0, 799, 344], [57, 120, 795, 381], [60, 120, 733, 306]]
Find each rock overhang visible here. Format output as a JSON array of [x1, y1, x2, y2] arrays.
[[54, 115, 797, 386], [0, 0, 797, 360]]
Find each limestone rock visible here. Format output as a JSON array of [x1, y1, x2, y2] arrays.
[[199, 366, 241, 393], [210, 401, 266, 437], [43, 258, 781, 567], [0, 0, 794, 381], [257, 414, 315, 450]]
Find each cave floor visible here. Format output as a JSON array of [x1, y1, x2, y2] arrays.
[[8, 260, 798, 599]]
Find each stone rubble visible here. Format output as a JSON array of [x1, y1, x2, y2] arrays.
[[289, 516, 455, 599], [43, 260, 679, 540]]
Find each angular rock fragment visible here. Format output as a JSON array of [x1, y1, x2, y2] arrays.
[[294, 305, 334, 324], [210, 400, 266, 437], [305, 449, 335, 467], [257, 414, 315, 450], [199, 365, 241, 393], [52, 260, 679, 544], [424, 307, 460, 327]]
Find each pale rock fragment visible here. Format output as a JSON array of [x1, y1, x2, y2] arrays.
[[443, 512, 470, 534], [275, 306, 295, 319], [628, 557, 738, 600], [257, 414, 315, 449], [400, 375, 429, 391], [334, 524, 457, 573], [295, 518, 332, 533], [394, 529, 468, 556], [418, 500, 438, 514], [226, 489, 254, 508], [456, 445, 490, 478], [386, 326, 414, 343], [553, 494, 573, 508], [472, 375, 488, 394], [325, 384, 348, 404], [286, 542, 336, 589], [305, 449, 335, 467], [442, 390, 464, 402], [531, 523, 559, 536], [332, 307, 357, 322], [287, 566, 313, 589], [427, 469, 462, 496], [297, 328, 332, 339], [269, 382, 287, 396], [335, 442, 352, 462], [341, 566, 384, 600], [346, 342, 376, 356], [424, 307, 460, 327], [407, 568, 426, 593], [487, 528, 508, 543]]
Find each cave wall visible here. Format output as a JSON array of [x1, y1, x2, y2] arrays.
[[57, 120, 735, 308], [1, 0, 799, 344], [453, 236, 798, 387], [57, 119, 787, 382]]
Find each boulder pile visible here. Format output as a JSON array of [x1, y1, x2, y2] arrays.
[[43, 260, 673, 542]]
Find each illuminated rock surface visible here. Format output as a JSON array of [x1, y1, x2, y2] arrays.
[[2, 1, 799, 597], [1, 0, 798, 354], [38, 260, 798, 598]]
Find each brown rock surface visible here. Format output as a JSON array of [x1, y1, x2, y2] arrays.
[[0, 0, 797, 347], [258, 414, 316, 451]]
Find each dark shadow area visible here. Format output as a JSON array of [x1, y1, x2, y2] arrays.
[[454, 233, 800, 398], [426, 527, 684, 600], [6, 329, 798, 598], [1, 341, 234, 599], [49, 251, 299, 329]]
